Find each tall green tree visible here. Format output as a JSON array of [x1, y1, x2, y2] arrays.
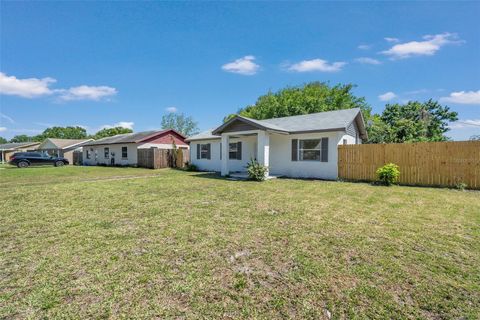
[[9, 135, 38, 143], [224, 82, 371, 122], [0, 137, 7, 144], [36, 126, 88, 140], [161, 112, 199, 137], [92, 127, 133, 140], [366, 100, 458, 143]]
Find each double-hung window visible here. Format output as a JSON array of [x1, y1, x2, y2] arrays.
[[104, 147, 110, 159], [121, 146, 128, 159], [299, 139, 321, 161], [292, 138, 328, 162], [86, 150, 91, 159], [196, 143, 210, 159], [229, 142, 242, 160], [200, 144, 209, 159]]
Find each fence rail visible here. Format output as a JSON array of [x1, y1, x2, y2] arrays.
[[338, 141, 480, 189], [137, 148, 189, 169]]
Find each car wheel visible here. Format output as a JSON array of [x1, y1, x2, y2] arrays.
[[55, 161, 65, 167], [17, 161, 29, 168]]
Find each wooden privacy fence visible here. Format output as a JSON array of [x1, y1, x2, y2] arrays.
[[72, 151, 83, 165], [137, 148, 189, 169], [338, 141, 480, 189]]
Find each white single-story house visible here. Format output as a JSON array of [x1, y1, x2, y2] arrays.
[[187, 108, 367, 180], [37, 138, 93, 164], [82, 129, 189, 166]]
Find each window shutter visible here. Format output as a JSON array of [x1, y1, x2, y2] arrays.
[[321, 138, 329, 162], [237, 142, 242, 160], [196, 144, 200, 159], [291, 139, 298, 161], [207, 143, 211, 160]]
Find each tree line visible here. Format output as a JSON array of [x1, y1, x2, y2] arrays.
[[0, 126, 134, 144], [1, 82, 476, 144], [224, 82, 462, 143]]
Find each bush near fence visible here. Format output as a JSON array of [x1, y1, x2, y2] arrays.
[[338, 141, 480, 189]]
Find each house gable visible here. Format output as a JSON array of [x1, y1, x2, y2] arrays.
[[221, 119, 259, 133], [141, 130, 188, 146]]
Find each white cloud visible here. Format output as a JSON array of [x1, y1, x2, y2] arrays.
[[0, 72, 55, 98], [440, 90, 480, 105], [381, 33, 463, 59], [3, 128, 42, 134], [166, 107, 177, 113], [378, 91, 397, 101], [0, 72, 118, 102], [288, 59, 346, 72], [355, 57, 382, 65], [0, 113, 15, 124], [100, 121, 134, 130], [0, 127, 6, 132], [358, 44, 371, 50], [221, 55, 259, 75], [449, 119, 480, 129], [384, 37, 400, 43], [57, 85, 117, 101]]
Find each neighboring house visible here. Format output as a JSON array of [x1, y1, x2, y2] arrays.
[[82, 129, 189, 166], [37, 138, 93, 164], [187, 108, 367, 180], [0, 142, 41, 163]]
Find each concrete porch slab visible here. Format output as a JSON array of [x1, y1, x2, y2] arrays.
[[227, 172, 281, 180]]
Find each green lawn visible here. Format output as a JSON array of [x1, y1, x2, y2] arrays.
[[1, 166, 479, 319]]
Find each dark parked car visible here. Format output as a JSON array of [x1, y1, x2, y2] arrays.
[[9, 152, 69, 168]]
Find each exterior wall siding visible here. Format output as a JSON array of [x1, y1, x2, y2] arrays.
[[268, 131, 341, 180], [221, 121, 258, 133], [189, 136, 257, 172], [83, 143, 139, 166], [189, 130, 363, 180], [142, 132, 188, 146]]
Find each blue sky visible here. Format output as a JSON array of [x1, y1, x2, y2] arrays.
[[1, 1, 479, 140]]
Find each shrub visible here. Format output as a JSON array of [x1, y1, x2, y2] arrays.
[[246, 159, 268, 181], [376, 163, 400, 186], [185, 163, 198, 172], [455, 182, 467, 191]]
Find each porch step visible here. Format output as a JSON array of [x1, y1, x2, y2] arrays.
[[227, 172, 281, 181]]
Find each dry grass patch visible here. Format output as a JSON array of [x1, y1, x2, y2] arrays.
[[1, 166, 479, 319]]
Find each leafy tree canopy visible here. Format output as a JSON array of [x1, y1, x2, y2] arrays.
[[10, 135, 39, 143], [366, 99, 458, 143], [92, 127, 133, 140], [0, 137, 7, 144], [37, 126, 88, 140], [224, 82, 372, 122], [161, 112, 199, 137]]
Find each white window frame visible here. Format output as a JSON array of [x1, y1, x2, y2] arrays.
[[229, 142, 239, 160], [200, 144, 209, 159], [298, 139, 321, 161], [121, 146, 128, 159], [104, 147, 109, 159]]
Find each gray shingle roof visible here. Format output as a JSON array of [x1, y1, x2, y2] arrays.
[[0, 142, 40, 150], [83, 130, 167, 146], [39, 138, 93, 149], [259, 108, 361, 132], [185, 130, 219, 141], [190, 108, 365, 141]]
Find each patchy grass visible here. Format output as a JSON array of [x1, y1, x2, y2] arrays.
[[1, 166, 479, 319]]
